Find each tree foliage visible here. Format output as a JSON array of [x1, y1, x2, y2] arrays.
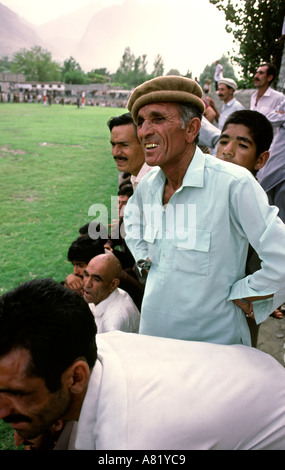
[[199, 54, 237, 89], [61, 56, 87, 84], [113, 47, 165, 88], [11, 46, 61, 82], [209, 0, 285, 86]]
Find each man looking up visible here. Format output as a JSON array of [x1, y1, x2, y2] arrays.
[[124, 75, 285, 346], [108, 112, 221, 189]]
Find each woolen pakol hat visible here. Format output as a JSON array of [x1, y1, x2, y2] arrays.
[[218, 78, 237, 91], [127, 75, 205, 122]]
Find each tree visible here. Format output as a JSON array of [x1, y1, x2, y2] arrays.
[[115, 47, 135, 84], [0, 56, 12, 73], [152, 54, 164, 77], [209, 0, 285, 87], [199, 54, 237, 89], [61, 57, 87, 84], [11, 46, 61, 81]]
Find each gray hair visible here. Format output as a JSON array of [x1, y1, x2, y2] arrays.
[[178, 103, 202, 143], [179, 103, 202, 129]]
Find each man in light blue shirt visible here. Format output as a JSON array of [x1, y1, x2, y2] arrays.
[[124, 75, 285, 346]]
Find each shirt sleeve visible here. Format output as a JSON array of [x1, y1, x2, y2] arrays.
[[124, 184, 149, 262], [227, 174, 285, 323]]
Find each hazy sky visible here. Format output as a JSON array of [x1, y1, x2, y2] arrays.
[[1, 0, 239, 76], [1, 0, 231, 26]]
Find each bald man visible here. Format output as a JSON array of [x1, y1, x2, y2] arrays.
[[83, 253, 140, 333]]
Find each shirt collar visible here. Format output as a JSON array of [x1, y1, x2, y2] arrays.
[[224, 98, 236, 107], [149, 146, 205, 195], [91, 288, 119, 318]]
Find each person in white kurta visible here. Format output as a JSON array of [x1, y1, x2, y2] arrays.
[[75, 331, 285, 450], [88, 287, 140, 333], [83, 253, 140, 334]]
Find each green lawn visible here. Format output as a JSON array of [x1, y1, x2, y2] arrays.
[[0, 102, 126, 294], [0, 102, 126, 449]]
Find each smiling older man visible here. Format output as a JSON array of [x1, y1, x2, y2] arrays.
[[123, 75, 285, 345]]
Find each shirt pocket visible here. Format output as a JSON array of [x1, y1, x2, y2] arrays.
[[143, 225, 161, 265], [173, 229, 211, 276]]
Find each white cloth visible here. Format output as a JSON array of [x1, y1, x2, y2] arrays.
[[252, 91, 285, 191], [75, 331, 285, 450], [218, 97, 245, 130], [130, 163, 152, 190], [198, 115, 221, 149], [88, 288, 140, 334], [214, 63, 223, 82], [250, 87, 284, 118]]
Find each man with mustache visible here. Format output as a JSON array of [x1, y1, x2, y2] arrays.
[[124, 75, 285, 345], [250, 62, 285, 223], [250, 63, 284, 112], [108, 112, 150, 191], [2, 278, 285, 450], [206, 77, 244, 130]]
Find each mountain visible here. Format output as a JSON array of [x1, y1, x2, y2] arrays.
[[35, 1, 112, 66], [0, 0, 232, 76], [0, 0, 174, 72], [76, 0, 172, 72], [0, 3, 45, 57]]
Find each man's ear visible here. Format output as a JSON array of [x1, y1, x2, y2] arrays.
[[254, 150, 270, 171], [185, 117, 201, 144], [110, 277, 120, 292], [64, 360, 90, 394]]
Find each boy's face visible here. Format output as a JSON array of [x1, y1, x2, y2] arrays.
[[216, 123, 262, 173]]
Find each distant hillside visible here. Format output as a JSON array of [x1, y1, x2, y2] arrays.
[[0, 3, 45, 57], [0, 0, 221, 75]]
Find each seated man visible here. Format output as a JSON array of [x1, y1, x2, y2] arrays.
[[83, 252, 140, 333], [65, 234, 105, 296], [65, 233, 144, 309], [1, 279, 285, 450]]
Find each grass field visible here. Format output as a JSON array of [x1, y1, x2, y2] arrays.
[[0, 101, 126, 449]]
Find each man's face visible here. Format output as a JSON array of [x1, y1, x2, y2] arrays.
[[136, 102, 191, 170], [72, 260, 87, 278], [110, 124, 145, 176], [118, 194, 129, 217], [0, 349, 71, 442], [83, 257, 116, 305], [216, 123, 258, 172], [218, 84, 233, 102], [254, 65, 271, 88]]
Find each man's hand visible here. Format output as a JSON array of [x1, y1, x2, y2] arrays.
[[65, 274, 84, 296], [233, 299, 255, 320]]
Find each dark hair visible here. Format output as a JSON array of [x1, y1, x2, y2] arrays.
[[118, 184, 133, 198], [78, 223, 90, 235], [0, 278, 97, 392], [260, 62, 277, 85], [221, 110, 273, 157], [68, 234, 105, 264], [107, 112, 136, 132]]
